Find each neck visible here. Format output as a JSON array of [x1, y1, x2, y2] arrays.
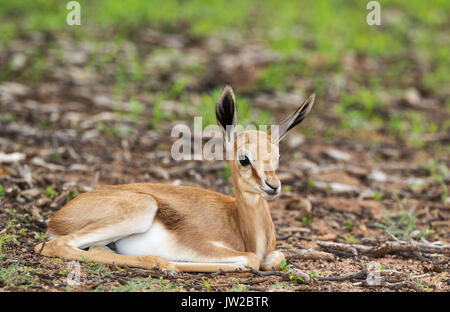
[[231, 169, 271, 256], [234, 187, 266, 215]]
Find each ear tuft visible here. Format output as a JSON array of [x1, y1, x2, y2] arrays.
[[216, 85, 237, 141], [284, 93, 315, 133], [272, 92, 315, 142]]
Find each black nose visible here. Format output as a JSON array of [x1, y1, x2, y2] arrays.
[[265, 180, 279, 190]]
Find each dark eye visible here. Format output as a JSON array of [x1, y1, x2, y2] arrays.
[[239, 155, 251, 166]]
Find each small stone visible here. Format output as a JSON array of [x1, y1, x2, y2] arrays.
[[21, 188, 41, 198], [31, 205, 44, 223], [403, 88, 421, 106], [36, 197, 52, 207], [93, 95, 115, 109], [286, 197, 312, 219], [369, 170, 388, 182], [0, 152, 26, 163], [0, 82, 30, 97], [314, 181, 359, 194], [149, 167, 170, 180], [287, 134, 305, 149], [444, 197, 450, 208], [10, 53, 27, 70], [293, 159, 319, 174], [69, 164, 89, 171], [358, 189, 375, 200], [324, 148, 352, 162], [315, 233, 338, 241]]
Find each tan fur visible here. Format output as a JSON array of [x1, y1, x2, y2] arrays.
[[35, 86, 315, 273]]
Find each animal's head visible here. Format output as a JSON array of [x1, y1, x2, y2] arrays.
[[216, 85, 315, 200]]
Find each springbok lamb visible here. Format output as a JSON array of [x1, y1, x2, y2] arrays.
[[35, 85, 315, 272]]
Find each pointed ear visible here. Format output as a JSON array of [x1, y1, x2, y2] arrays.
[[270, 93, 315, 142], [216, 85, 237, 142]]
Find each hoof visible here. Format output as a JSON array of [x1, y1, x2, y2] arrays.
[[164, 270, 179, 276], [260, 250, 285, 271], [34, 243, 43, 254], [154, 261, 179, 273]]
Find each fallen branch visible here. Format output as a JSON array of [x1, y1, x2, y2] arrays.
[[317, 239, 450, 257], [0, 152, 26, 163], [361, 280, 425, 292], [317, 241, 370, 256], [385, 240, 450, 255], [210, 268, 245, 276], [321, 247, 356, 258], [246, 267, 311, 283], [285, 248, 335, 261], [398, 251, 447, 265], [317, 269, 367, 282], [31, 157, 66, 171]]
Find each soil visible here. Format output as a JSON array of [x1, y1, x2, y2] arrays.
[[0, 28, 449, 292]]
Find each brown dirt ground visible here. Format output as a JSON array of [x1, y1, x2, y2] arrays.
[[0, 29, 449, 292]]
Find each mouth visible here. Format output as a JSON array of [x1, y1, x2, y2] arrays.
[[259, 186, 280, 198]]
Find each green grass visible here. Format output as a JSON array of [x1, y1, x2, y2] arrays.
[[2, 1, 448, 64], [114, 276, 183, 292], [0, 216, 30, 254], [342, 234, 356, 243], [97, 122, 128, 137], [345, 220, 354, 231], [373, 191, 383, 201], [279, 258, 293, 272], [335, 88, 384, 131], [226, 279, 249, 292], [0, 264, 39, 290], [0, 0, 448, 149], [426, 159, 449, 201], [283, 185, 292, 193], [373, 208, 436, 240], [203, 280, 212, 292], [67, 188, 79, 203], [115, 100, 145, 123], [301, 214, 313, 225], [84, 262, 111, 281], [34, 232, 48, 242], [270, 281, 298, 290], [43, 186, 59, 199], [2, 0, 447, 74], [219, 164, 232, 180]]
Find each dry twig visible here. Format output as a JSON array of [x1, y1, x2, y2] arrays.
[[317, 269, 367, 282], [285, 248, 335, 261], [317, 240, 450, 258]]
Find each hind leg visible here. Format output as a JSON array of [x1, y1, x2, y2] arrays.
[[35, 237, 177, 271], [163, 242, 260, 273], [169, 251, 260, 273], [34, 194, 178, 271]]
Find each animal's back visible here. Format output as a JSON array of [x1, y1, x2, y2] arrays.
[[48, 183, 245, 251]]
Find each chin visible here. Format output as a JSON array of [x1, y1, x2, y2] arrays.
[[260, 191, 280, 200]]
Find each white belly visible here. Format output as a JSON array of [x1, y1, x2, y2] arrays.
[[115, 220, 198, 261]]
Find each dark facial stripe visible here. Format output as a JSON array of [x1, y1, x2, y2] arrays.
[[264, 170, 280, 186], [251, 166, 261, 182]]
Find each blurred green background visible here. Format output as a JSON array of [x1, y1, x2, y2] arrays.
[[0, 0, 449, 154]]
